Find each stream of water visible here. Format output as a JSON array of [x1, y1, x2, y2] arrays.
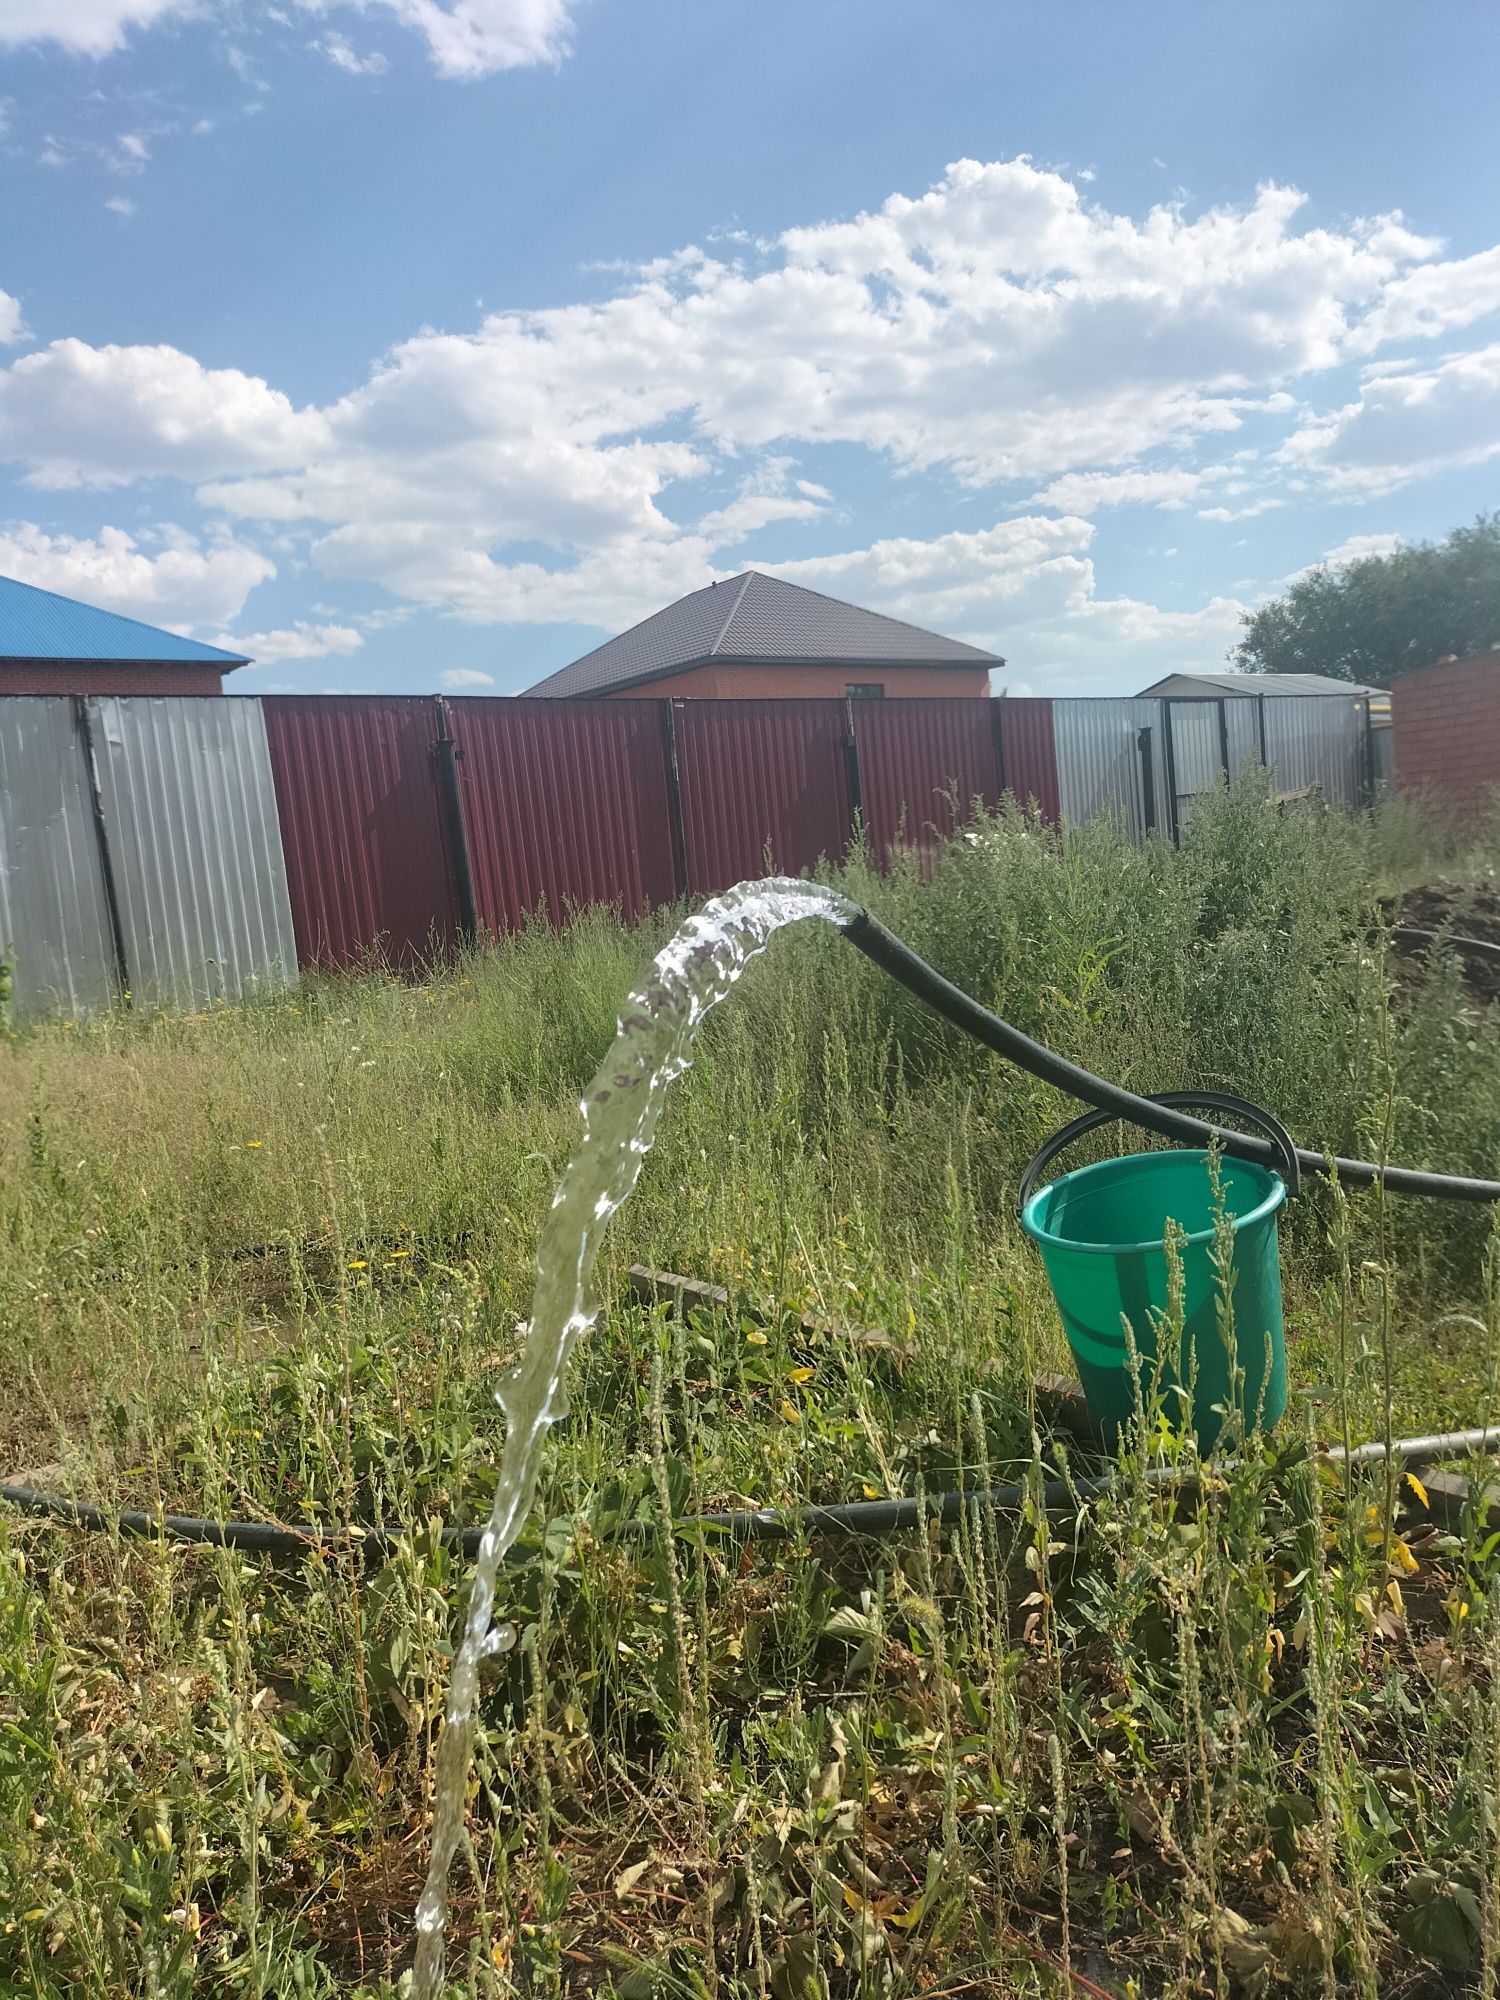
[[410, 877, 855, 1997]]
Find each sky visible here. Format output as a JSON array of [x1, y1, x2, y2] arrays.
[[1, 3, 1499, 697]]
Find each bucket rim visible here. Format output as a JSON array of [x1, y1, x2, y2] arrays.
[[1019, 1147, 1287, 1258]]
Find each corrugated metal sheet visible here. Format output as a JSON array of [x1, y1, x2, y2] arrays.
[[0, 698, 117, 1019], [1261, 695, 1366, 808], [673, 699, 851, 895], [1166, 701, 1223, 826], [1224, 700, 1262, 777], [450, 697, 680, 929], [0, 573, 248, 664], [262, 696, 456, 969], [89, 696, 297, 1010], [852, 698, 1001, 865], [1052, 699, 1157, 838], [995, 699, 1061, 824]]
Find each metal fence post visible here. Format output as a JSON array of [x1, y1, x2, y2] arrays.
[[73, 696, 132, 1004], [660, 700, 691, 901], [841, 695, 864, 848], [1138, 725, 1157, 835], [991, 697, 1007, 799], [432, 696, 479, 948], [1160, 698, 1182, 846]]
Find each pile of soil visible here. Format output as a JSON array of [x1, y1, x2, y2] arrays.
[[1380, 880, 1500, 1003]]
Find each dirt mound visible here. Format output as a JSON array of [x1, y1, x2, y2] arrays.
[[1381, 880, 1500, 1002]]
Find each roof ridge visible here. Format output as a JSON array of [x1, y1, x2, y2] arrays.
[[708, 573, 753, 657], [733, 568, 996, 659]]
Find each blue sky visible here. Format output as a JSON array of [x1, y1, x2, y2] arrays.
[[2, 1, 1499, 695]]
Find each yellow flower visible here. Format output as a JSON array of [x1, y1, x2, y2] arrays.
[[744, 1329, 768, 1346], [861, 1483, 884, 1501], [1391, 1536, 1420, 1574], [1405, 1471, 1429, 1508], [243, 1140, 263, 1150], [787, 1366, 815, 1385], [777, 1399, 802, 1425], [346, 1259, 368, 1271], [387, 1249, 411, 1259]]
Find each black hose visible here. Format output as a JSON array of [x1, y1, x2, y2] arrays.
[[1390, 925, 1500, 968], [6, 1428, 1498, 1554], [841, 910, 1500, 1205]]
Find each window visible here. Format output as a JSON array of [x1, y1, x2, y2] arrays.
[[845, 682, 885, 699]]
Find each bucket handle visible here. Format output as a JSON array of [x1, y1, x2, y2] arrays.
[[1016, 1089, 1302, 1217]]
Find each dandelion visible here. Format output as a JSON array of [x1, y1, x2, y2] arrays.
[[787, 1366, 814, 1384], [347, 1259, 368, 1271], [244, 1140, 263, 1150]]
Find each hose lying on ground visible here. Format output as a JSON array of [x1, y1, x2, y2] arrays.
[[3, 1427, 1498, 1555], [6, 909, 1500, 1557]]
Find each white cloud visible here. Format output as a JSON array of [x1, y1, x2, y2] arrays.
[[760, 514, 1247, 695], [1030, 467, 1209, 513], [0, 521, 273, 628], [316, 30, 389, 72], [1281, 532, 1405, 584], [0, 291, 23, 345], [696, 456, 830, 545], [0, 339, 326, 488], [1281, 343, 1500, 494], [214, 620, 364, 663], [297, 0, 574, 76], [438, 666, 495, 687], [0, 0, 199, 56], [1347, 245, 1500, 353], [1318, 532, 1404, 567], [1197, 498, 1284, 522], [104, 195, 136, 217], [116, 131, 149, 163]]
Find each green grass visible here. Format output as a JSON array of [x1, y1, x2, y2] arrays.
[[4, 775, 1500, 1997]]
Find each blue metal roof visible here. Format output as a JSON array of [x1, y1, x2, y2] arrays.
[[0, 574, 249, 666]]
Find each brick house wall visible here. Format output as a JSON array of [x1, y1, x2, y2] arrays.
[[0, 661, 228, 695], [1391, 648, 1500, 817], [608, 661, 993, 700]]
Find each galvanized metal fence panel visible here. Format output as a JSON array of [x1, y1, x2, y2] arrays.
[[1052, 699, 1158, 839], [1225, 701, 1263, 776], [1261, 695, 1365, 807], [852, 698, 1000, 866], [89, 696, 297, 1011], [262, 696, 456, 969], [673, 700, 851, 895], [451, 697, 680, 929], [995, 699, 1061, 823], [0, 699, 117, 1020]]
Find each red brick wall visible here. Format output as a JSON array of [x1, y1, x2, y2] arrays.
[[1391, 649, 1500, 817], [0, 662, 227, 695], [607, 661, 992, 700]]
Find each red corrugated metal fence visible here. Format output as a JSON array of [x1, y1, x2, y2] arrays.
[[259, 693, 1062, 972], [672, 700, 852, 896], [450, 697, 681, 929], [853, 698, 1001, 865], [995, 699, 1062, 825], [262, 696, 457, 968]]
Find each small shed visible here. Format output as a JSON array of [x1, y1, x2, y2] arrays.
[[1137, 670, 1381, 700], [0, 575, 249, 694]]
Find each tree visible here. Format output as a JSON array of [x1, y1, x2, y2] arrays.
[[1234, 514, 1500, 686]]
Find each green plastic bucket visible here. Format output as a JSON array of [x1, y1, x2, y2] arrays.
[[1019, 1092, 1297, 1450]]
